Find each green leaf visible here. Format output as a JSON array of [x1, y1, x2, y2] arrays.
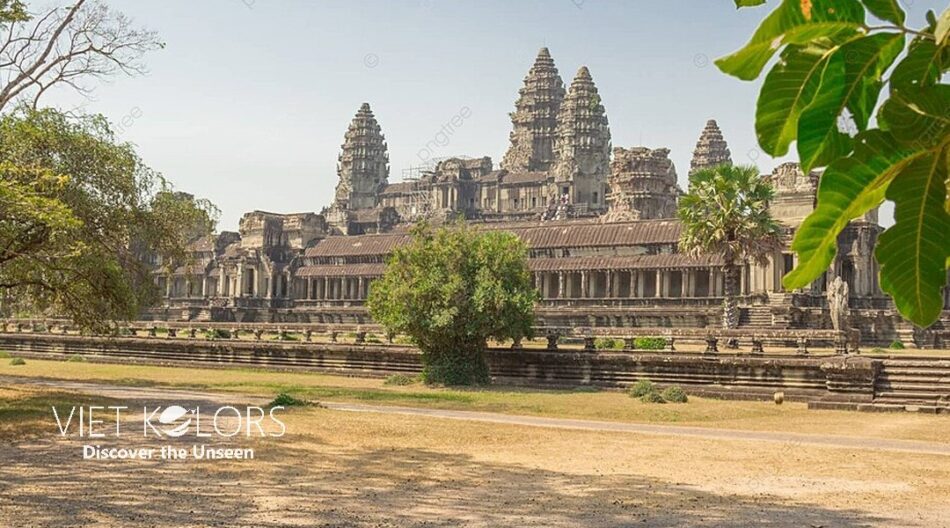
[[937, 7, 950, 45], [716, 0, 865, 81], [796, 32, 904, 172], [756, 41, 835, 156], [876, 150, 950, 326], [861, 0, 905, 25], [890, 38, 946, 89], [880, 85, 950, 148], [796, 56, 854, 171], [735, 0, 767, 7], [784, 130, 927, 289]]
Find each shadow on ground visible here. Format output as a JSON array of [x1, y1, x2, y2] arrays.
[[0, 430, 892, 528]]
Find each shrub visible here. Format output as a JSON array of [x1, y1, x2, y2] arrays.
[[66, 354, 86, 362], [628, 379, 656, 398], [660, 386, 688, 403], [276, 332, 299, 341], [204, 329, 231, 340], [640, 391, 666, 404], [366, 334, 383, 344], [269, 393, 307, 407], [594, 337, 624, 350], [9, 357, 26, 366], [870, 348, 885, 354], [889, 341, 905, 350], [383, 374, 417, 386], [0, 351, 10, 358], [634, 337, 666, 350]]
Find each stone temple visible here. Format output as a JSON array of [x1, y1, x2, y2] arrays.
[[151, 48, 948, 347]]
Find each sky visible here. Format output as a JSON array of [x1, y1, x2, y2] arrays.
[[39, 0, 944, 230]]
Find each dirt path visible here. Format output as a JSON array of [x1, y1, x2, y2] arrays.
[[4, 375, 949, 456]]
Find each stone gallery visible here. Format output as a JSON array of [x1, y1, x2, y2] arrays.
[[150, 49, 948, 347]]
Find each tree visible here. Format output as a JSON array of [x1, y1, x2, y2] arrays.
[[0, 107, 217, 331], [367, 222, 538, 385], [717, 0, 949, 327], [677, 164, 783, 330], [0, 0, 162, 112]]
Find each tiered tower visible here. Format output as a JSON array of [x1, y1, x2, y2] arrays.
[[604, 147, 679, 222], [689, 119, 732, 176], [334, 103, 389, 211], [552, 66, 611, 211], [501, 48, 566, 173]]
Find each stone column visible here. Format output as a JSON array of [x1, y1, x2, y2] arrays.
[[605, 271, 612, 298], [201, 277, 208, 297], [557, 273, 565, 299], [306, 278, 313, 300], [357, 277, 365, 299], [581, 272, 589, 299], [655, 270, 663, 298]]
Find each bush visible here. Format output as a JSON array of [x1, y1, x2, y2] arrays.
[[628, 379, 656, 398], [9, 357, 26, 366], [66, 354, 86, 362], [0, 351, 10, 358], [269, 393, 307, 407], [640, 391, 666, 404], [204, 329, 231, 340], [660, 386, 688, 403], [276, 332, 299, 341], [889, 341, 905, 350], [870, 347, 885, 354], [594, 337, 624, 350], [634, 337, 666, 350], [383, 374, 418, 386]]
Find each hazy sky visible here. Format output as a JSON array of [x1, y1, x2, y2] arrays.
[[40, 0, 942, 230]]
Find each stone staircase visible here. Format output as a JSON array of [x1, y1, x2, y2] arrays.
[[738, 305, 772, 328], [868, 358, 950, 413]]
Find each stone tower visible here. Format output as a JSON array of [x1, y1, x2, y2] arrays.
[[334, 103, 389, 211], [604, 147, 679, 222], [552, 66, 611, 211], [689, 119, 732, 176], [501, 48, 566, 173]]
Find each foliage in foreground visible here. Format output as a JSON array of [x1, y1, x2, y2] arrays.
[[368, 222, 538, 385], [0, 108, 217, 332], [678, 164, 782, 329], [720, 0, 950, 326]]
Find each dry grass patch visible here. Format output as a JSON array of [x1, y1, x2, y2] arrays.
[[1, 358, 948, 444]]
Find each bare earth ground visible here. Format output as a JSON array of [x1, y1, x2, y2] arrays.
[[1, 363, 950, 526]]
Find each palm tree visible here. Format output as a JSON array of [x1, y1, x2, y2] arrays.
[[678, 164, 782, 331]]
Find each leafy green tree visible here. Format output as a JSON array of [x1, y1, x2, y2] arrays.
[[367, 222, 538, 385], [678, 164, 783, 329], [0, 108, 217, 331], [717, 0, 949, 326]]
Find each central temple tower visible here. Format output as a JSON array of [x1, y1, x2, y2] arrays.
[[501, 48, 566, 173], [552, 66, 611, 212], [334, 103, 389, 211]]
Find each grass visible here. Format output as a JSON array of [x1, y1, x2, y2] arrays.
[[0, 387, 124, 438], [1, 358, 948, 443]]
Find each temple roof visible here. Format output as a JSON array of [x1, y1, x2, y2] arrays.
[[304, 219, 682, 258]]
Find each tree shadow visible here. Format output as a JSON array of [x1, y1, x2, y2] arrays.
[[0, 432, 896, 527]]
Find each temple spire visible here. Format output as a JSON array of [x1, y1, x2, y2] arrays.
[[552, 66, 611, 211], [334, 102, 389, 211], [501, 48, 565, 173], [689, 119, 732, 176]]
